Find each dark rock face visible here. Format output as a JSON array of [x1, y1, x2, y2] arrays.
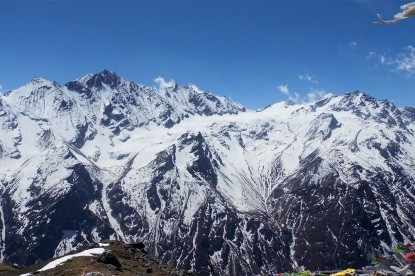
[[186, 133, 219, 188], [402, 107, 415, 123], [2, 159, 117, 267], [84, 70, 122, 91], [268, 159, 415, 271], [65, 80, 94, 99]]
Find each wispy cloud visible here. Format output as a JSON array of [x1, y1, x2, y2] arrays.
[[278, 73, 332, 104], [287, 89, 331, 104], [394, 2, 415, 20], [349, 41, 358, 48], [368, 51, 376, 58], [277, 84, 290, 95], [298, 73, 318, 84], [367, 51, 389, 65], [338, 41, 359, 55], [395, 46, 415, 75], [278, 83, 331, 104], [0, 85, 2, 93], [154, 76, 176, 89], [188, 83, 203, 93], [307, 89, 331, 102], [288, 92, 301, 103], [368, 46, 415, 76]]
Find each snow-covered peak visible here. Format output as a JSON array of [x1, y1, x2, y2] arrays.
[[6, 77, 61, 101], [331, 91, 381, 110], [296, 91, 404, 126], [0, 71, 247, 158], [74, 73, 94, 83], [2, 80, 65, 128], [186, 84, 203, 94], [29, 77, 57, 86]]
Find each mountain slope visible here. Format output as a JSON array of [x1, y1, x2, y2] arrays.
[[0, 71, 414, 274]]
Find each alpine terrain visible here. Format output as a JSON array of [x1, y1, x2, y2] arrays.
[[0, 70, 414, 275]]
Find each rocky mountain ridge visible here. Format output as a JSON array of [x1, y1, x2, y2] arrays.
[[0, 71, 414, 275]]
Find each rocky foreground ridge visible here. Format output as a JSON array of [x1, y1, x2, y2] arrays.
[[0, 240, 194, 275]]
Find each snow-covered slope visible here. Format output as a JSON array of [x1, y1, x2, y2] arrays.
[[0, 71, 414, 275]]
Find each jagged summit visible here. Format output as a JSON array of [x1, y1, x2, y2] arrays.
[[78, 69, 124, 90], [336, 91, 399, 112], [335, 90, 377, 106], [65, 69, 125, 94]]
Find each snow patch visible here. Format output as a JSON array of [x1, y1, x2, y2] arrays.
[[39, 247, 105, 272]]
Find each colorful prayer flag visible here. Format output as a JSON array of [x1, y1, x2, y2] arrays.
[[404, 243, 413, 248]]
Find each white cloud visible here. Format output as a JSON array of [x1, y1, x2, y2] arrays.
[[280, 85, 331, 104], [394, 2, 415, 20], [373, 3, 415, 24], [368, 46, 415, 76], [298, 73, 318, 84], [0, 85, 2, 93], [188, 83, 203, 93], [307, 89, 331, 102], [349, 41, 358, 48], [367, 51, 392, 65], [338, 41, 359, 54], [288, 90, 330, 104], [277, 84, 289, 95], [288, 92, 301, 103], [394, 46, 415, 75], [367, 51, 376, 58], [279, 75, 330, 104], [154, 76, 176, 89]]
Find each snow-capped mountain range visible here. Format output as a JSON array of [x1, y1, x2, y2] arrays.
[[0, 70, 414, 275]]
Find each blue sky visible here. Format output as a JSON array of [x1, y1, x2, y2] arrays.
[[0, 0, 414, 109]]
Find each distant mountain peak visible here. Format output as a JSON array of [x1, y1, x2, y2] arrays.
[[344, 90, 375, 100], [4, 77, 60, 100], [64, 70, 126, 96], [79, 70, 124, 90], [29, 77, 59, 88], [97, 69, 120, 79], [30, 77, 48, 84], [333, 90, 380, 111]]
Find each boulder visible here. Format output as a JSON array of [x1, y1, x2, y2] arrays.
[[97, 250, 122, 271]]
